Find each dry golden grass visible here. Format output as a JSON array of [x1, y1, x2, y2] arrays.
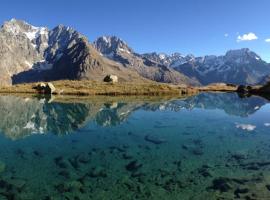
[[0, 80, 198, 96], [198, 83, 237, 92]]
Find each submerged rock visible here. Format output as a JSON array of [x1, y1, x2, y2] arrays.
[[0, 161, 5, 173], [192, 148, 204, 156], [9, 179, 26, 189], [231, 152, 248, 161], [209, 177, 232, 192], [126, 160, 142, 172], [89, 167, 107, 178], [144, 135, 166, 145], [265, 184, 270, 191], [234, 188, 249, 198]]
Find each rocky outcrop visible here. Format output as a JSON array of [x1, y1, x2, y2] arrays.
[[103, 75, 118, 83], [235, 81, 270, 100], [248, 82, 270, 97], [34, 82, 56, 94], [237, 85, 252, 94]]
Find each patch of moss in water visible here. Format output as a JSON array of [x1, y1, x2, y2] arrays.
[[0, 92, 269, 199]]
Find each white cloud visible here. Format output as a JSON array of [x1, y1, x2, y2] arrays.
[[237, 32, 258, 42], [265, 38, 270, 43], [224, 33, 229, 37]]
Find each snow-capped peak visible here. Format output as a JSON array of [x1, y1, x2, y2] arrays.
[[158, 53, 166, 60], [94, 36, 133, 55], [3, 18, 48, 42]]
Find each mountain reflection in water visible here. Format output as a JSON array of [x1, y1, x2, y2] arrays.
[[0, 92, 270, 200], [0, 92, 267, 140]]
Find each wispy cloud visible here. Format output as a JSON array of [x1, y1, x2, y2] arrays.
[[265, 38, 270, 43], [224, 33, 229, 37], [237, 32, 258, 42]]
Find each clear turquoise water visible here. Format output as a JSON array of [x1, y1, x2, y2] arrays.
[[0, 93, 270, 199]]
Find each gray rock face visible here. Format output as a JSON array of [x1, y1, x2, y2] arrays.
[[142, 52, 194, 68], [94, 36, 200, 85], [259, 75, 270, 85], [0, 19, 144, 85], [0, 19, 48, 85], [138, 49, 270, 85], [145, 48, 270, 86]]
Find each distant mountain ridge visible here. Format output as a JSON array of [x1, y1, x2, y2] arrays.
[[93, 36, 199, 85], [0, 19, 269, 86], [141, 49, 270, 85]]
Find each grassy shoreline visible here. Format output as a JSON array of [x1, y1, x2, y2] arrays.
[[0, 81, 241, 98], [0, 80, 199, 96]]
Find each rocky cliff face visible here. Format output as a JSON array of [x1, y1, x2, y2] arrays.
[[177, 48, 270, 85], [94, 36, 200, 85], [0, 19, 46, 84], [0, 19, 144, 85]]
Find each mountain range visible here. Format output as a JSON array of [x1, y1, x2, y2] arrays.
[[0, 19, 270, 86]]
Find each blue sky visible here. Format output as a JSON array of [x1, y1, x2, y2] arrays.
[[1, 0, 270, 61]]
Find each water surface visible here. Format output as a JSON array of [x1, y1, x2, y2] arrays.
[[0, 93, 270, 200]]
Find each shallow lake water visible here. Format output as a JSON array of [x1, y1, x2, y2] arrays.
[[0, 92, 270, 200]]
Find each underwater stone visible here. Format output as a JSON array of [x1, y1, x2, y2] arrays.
[[234, 188, 249, 198], [67, 181, 83, 190], [58, 170, 71, 179], [122, 153, 133, 160], [209, 177, 232, 192], [54, 156, 68, 169], [198, 167, 212, 177], [266, 185, 270, 191], [144, 135, 166, 145], [231, 153, 247, 161], [33, 150, 43, 157], [182, 145, 189, 150], [89, 167, 107, 178], [131, 171, 145, 178], [192, 148, 204, 155], [0, 161, 5, 173], [126, 160, 142, 172], [78, 154, 90, 164], [9, 179, 26, 189], [68, 156, 80, 170]]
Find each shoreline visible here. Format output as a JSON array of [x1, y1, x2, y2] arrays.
[[0, 81, 239, 97]]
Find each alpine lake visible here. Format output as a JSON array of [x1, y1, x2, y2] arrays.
[[0, 92, 270, 200]]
